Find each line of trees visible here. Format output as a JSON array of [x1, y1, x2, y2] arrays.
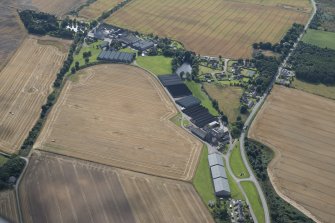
[[245, 140, 314, 223], [98, 0, 132, 21], [0, 155, 25, 190]]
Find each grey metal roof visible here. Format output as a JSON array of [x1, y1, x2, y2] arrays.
[[208, 153, 224, 167], [211, 165, 227, 179], [158, 74, 183, 86], [176, 96, 200, 109], [213, 177, 230, 193], [189, 126, 207, 140]]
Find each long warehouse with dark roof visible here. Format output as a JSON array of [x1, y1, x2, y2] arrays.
[[158, 74, 192, 98], [176, 96, 200, 109], [183, 104, 217, 128], [98, 50, 134, 63]]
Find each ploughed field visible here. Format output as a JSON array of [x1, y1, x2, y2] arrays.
[[0, 190, 19, 223], [106, 0, 311, 58], [249, 86, 335, 223], [19, 152, 214, 223], [78, 0, 123, 19], [0, 0, 26, 70], [0, 36, 70, 154], [35, 64, 202, 181]]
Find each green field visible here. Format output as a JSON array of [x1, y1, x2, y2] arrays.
[[136, 56, 172, 75], [224, 160, 244, 200], [0, 155, 8, 167], [293, 78, 335, 100], [199, 65, 221, 75], [230, 142, 250, 179], [241, 181, 265, 223], [73, 40, 102, 67], [185, 81, 219, 116], [193, 146, 216, 204], [119, 47, 138, 54], [302, 29, 335, 50]]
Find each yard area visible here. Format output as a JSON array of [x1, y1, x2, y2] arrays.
[[203, 83, 243, 122], [185, 81, 219, 116], [193, 146, 216, 204], [230, 142, 250, 179], [136, 55, 172, 75], [241, 181, 265, 223], [302, 29, 335, 50]]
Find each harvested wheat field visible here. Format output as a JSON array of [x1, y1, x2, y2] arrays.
[[35, 64, 202, 180], [0, 190, 19, 223], [19, 152, 213, 223], [0, 0, 27, 71], [249, 86, 335, 223], [25, 0, 86, 17], [78, 0, 123, 19], [0, 36, 70, 154], [106, 0, 312, 58]]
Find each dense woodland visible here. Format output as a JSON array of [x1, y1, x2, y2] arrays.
[[289, 42, 335, 85], [310, 0, 335, 32], [0, 156, 25, 190], [245, 140, 314, 223]]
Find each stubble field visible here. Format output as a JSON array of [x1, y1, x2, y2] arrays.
[[106, 0, 311, 58], [0, 190, 19, 223], [0, 36, 70, 154], [249, 86, 335, 223], [35, 64, 202, 181], [78, 0, 123, 19], [0, 0, 27, 71], [19, 152, 213, 223]]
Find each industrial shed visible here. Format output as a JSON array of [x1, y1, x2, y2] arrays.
[[118, 34, 140, 45], [183, 105, 217, 128], [213, 178, 231, 197], [189, 126, 207, 141], [132, 40, 154, 51], [176, 96, 200, 109], [211, 165, 227, 179], [158, 74, 192, 98], [97, 51, 134, 63], [208, 152, 224, 167]]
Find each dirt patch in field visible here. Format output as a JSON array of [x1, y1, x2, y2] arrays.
[[0, 0, 27, 71], [106, 0, 311, 58], [35, 64, 202, 181], [19, 152, 214, 223], [249, 86, 335, 223], [0, 190, 19, 223], [0, 36, 71, 154]]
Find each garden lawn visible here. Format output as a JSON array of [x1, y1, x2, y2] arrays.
[[241, 181, 265, 223], [136, 56, 172, 75], [193, 145, 215, 204]]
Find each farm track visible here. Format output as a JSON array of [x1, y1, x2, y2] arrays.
[[0, 36, 70, 154], [106, 0, 312, 58], [35, 64, 202, 181], [19, 152, 214, 223], [249, 86, 335, 223]]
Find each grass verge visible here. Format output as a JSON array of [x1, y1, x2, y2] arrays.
[[193, 145, 216, 204], [185, 81, 219, 116], [136, 55, 172, 75], [292, 78, 335, 100], [241, 181, 265, 223], [230, 142, 250, 179], [224, 160, 244, 200]]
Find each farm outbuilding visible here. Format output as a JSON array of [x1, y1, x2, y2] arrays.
[[210, 165, 227, 179], [158, 74, 192, 98], [118, 34, 140, 45], [213, 178, 231, 197], [182, 105, 217, 128], [176, 95, 200, 109], [97, 50, 134, 63], [189, 126, 207, 141], [132, 40, 154, 51], [208, 152, 224, 167]]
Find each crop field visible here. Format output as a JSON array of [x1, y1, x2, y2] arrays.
[[0, 36, 70, 154], [302, 29, 335, 50], [25, 0, 87, 17], [0, 0, 27, 71], [36, 64, 202, 181], [0, 190, 19, 223], [106, 0, 312, 58], [249, 86, 335, 223], [19, 152, 214, 223], [78, 0, 123, 19]]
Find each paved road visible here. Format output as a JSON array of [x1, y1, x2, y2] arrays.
[[237, 1, 317, 222]]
